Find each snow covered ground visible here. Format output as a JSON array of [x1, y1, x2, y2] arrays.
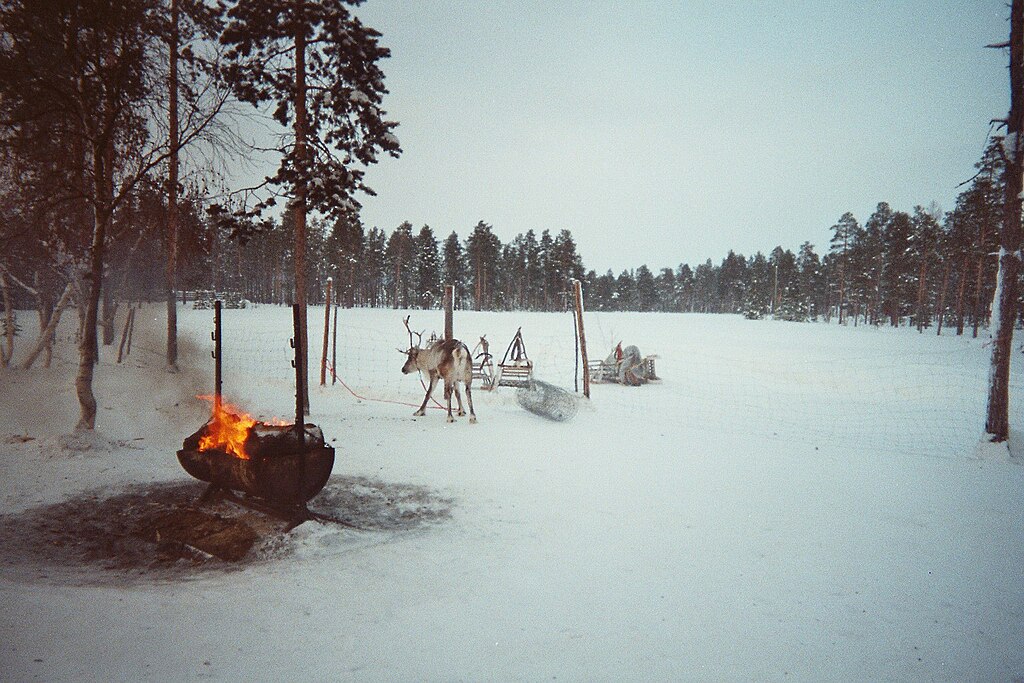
[[1, 304, 1022, 681]]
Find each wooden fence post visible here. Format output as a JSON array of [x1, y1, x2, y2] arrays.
[[573, 279, 590, 399], [444, 284, 454, 341]]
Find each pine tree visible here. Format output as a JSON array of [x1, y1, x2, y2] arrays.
[[856, 202, 892, 324], [717, 251, 748, 314], [881, 211, 915, 326], [909, 206, 942, 331], [522, 230, 542, 310], [384, 221, 413, 308], [538, 229, 555, 310], [362, 228, 387, 307], [655, 268, 677, 312], [744, 252, 773, 318], [634, 265, 657, 312], [325, 210, 364, 307], [465, 221, 500, 310], [675, 264, 695, 312], [986, 0, 1024, 440], [441, 231, 467, 309], [548, 229, 584, 307], [692, 260, 717, 313], [220, 0, 401, 410], [828, 212, 859, 323], [769, 247, 799, 320], [413, 224, 441, 309], [589, 270, 616, 311], [614, 270, 637, 311], [796, 242, 824, 321]]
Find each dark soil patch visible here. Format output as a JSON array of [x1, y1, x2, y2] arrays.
[[0, 476, 453, 586]]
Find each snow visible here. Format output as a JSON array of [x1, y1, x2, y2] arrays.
[[1, 305, 1023, 681]]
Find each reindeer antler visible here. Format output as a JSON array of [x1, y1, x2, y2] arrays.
[[402, 315, 423, 349]]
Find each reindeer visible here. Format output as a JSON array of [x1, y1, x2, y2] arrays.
[[399, 317, 477, 423]]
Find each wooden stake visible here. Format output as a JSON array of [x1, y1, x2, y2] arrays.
[[573, 308, 579, 393], [117, 307, 136, 363], [320, 278, 332, 386], [573, 279, 590, 399], [125, 307, 135, 357]]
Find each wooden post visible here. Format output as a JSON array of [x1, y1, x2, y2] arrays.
[[572, 279, 590, 399], [573, 308, 579, 393], [331, 301, 338, 385], [213, 299, 222, 413], [291, 303, 305, 440], [320, 277, 332, 386], [444, 284, 454, 341]]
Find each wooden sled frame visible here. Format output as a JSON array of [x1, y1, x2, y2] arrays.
[[495, 327, 533, 388], [471, 336, 495, 390], [588, 345, 659, 385]]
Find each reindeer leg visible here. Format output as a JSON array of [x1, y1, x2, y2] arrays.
[[445, 379, 455, 423], [454, 382, 466, 416], [414, 374, 437, 417], [466, 380, 477, 424]]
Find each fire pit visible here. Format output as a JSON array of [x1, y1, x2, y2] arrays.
[[177, 399, 335, 527]]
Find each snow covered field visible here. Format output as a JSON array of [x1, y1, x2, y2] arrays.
[[1, 304, 1022, 681]]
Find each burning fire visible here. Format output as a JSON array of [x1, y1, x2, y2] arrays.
[[197, 396, 257, 460]]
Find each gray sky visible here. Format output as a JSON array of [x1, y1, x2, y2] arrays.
[[350, 1, 1008, 274]]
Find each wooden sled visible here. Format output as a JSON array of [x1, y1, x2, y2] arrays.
[[495, 327, 533, 388], [471, 336, 495, 390], [588, 343, 659, 385]]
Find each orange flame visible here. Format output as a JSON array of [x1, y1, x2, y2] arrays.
[[196, 396, 256, 460]]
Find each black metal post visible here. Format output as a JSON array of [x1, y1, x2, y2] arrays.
[[291, 303, 305, 444], [213, 299, 222, 412]]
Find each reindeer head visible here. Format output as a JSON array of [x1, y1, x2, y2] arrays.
[[398, 315, 425, 374], [401, 346, 420, 374]]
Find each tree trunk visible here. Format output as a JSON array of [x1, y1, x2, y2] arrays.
[[936, 259, 951, 335], [76, 169, 111, 430], [22, 284, 73, 370], [955, 255, 969, 335], [293, 23, 310, 413], [915, 259, 928, 332], [166, 0, 180, 370], [0, 272, 13, 367], [836, 263, 846, 324], [101, 283, 117, 346], [972, 243, 987, 338], [986, 0, 1024, 441]]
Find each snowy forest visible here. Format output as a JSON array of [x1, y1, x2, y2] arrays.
[[2, 135, 1008, 332]]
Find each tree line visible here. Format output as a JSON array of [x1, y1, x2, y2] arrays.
[[213, 134, 1008, 339], [2, 132, 1011, 337]]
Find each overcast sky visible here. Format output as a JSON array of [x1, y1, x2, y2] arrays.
[[348, 1, 1009, 274]]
